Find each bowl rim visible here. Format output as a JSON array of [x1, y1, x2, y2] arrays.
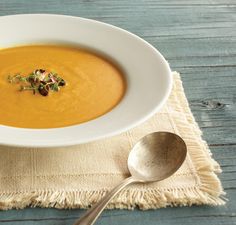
[[0, 14, 172, 148]]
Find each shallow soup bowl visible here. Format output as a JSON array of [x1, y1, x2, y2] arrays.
[[0, 14, 172, 148]]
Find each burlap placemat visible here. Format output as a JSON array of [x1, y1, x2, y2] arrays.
[[0, 72, 225, 210]]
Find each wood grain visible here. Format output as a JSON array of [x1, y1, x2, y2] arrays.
[[0, 0, 235, 224]]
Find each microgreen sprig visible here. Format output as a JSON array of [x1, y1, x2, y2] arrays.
[[8, 69, 66, 96]]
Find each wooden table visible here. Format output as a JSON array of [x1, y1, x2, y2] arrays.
[[0, 1, 235, 224]]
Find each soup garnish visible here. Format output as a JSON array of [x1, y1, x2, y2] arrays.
[[8, 69, 66, 96]]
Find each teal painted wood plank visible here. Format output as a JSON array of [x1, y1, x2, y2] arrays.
[[0, 0, 235, 225], [0, 193, 235, 225]]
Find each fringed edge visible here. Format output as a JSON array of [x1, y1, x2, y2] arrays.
[[168, 71, 226, 204], [0, 185, 226, 211], [0, 72, 226, 210]]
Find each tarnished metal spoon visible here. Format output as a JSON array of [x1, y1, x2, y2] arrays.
[[73, 132, 187, 225]]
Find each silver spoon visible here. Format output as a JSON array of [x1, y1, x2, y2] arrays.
[[73, 132, 187, 225]]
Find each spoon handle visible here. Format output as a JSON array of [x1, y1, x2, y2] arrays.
[[73, 176, 136, 225]]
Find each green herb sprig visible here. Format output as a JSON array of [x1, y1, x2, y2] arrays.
[[8, 69, 66, 96]]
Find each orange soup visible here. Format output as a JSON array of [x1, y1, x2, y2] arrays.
[[0, 45, 126, 128]]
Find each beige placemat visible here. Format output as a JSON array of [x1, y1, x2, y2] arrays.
[[0, 72, 225, 210]]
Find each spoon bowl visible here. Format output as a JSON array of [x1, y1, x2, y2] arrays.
[[128, 132, 187, 182]]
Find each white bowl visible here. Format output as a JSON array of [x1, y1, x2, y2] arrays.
[[0, 14, 172, 148]]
